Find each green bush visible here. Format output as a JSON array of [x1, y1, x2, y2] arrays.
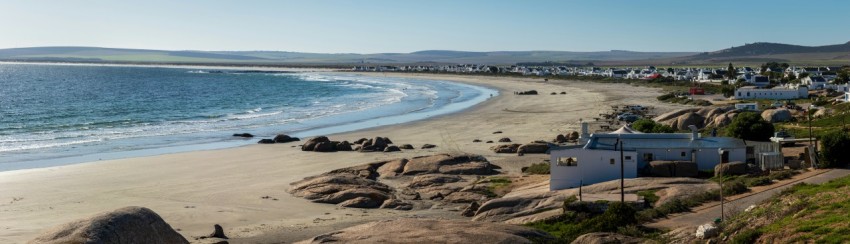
[[819, 131, 850, 168], [746, 177, 773, 187], [768, 170, 797, 181], [524, 163, 551, 174], [723, 180, 749, 196], [631, 119, 675, 133], [726, 112, 775, 141]]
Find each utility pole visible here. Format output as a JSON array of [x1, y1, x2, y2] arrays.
[[620, 139, 625, 203], [718, 148, 726, 222]]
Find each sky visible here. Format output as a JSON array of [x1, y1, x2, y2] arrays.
[[1, 0, 849, 53]]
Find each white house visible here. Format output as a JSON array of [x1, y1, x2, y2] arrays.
[[844, 92, 850, 102], [801, 76, 828, 89], [750, 75, 770, 87], [735, 103, 759, 111], [549, 124, 747, 190], [735, 86, 808, 100]]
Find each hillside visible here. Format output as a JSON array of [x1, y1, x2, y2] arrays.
[[721, 174, 850, 243], [672, 41, 850, 65], [0, 46, 695, 65]]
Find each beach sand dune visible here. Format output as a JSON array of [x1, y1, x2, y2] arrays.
[[0, 73, 682, 243]]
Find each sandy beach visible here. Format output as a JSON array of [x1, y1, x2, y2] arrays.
[[0, 73, 682, 243]]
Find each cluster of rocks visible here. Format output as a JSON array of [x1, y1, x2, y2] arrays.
[[553, 131, 580, 143], [299, 136, 433, 153], [301, 136, 354, 152], [514, 90, 538, 95], [549, 92, 567, 95], [258, 134, 301, 144], [490, 142, 550, 155], [288, 154, 499, 211], [653, 106, 740, 130]]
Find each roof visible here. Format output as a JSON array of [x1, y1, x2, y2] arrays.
[[583, 133, 747, 151], [610, 125, 643, 134]]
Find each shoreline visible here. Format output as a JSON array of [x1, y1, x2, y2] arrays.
[[0, 66, 497, 172], [0, 72, 682, 243]]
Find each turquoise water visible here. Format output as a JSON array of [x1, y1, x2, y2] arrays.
[[0, 63, 496, 171]]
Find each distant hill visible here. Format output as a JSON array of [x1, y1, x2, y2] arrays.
[[0, 46, 695, 65], [666, 41, 850, 65]]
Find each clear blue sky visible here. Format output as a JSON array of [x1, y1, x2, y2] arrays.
[[2, 0, 849, 53]]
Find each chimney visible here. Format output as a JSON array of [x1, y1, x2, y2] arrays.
[[579, 122, 590, 144], [688, 125, 699, 140]]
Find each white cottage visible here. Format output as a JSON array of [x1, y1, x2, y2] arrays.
[[549, 125, 747, 191], [735, 86, 808, 100]]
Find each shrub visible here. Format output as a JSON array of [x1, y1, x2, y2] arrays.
[[746, 177, 773, 187], [819, 131, 850, 168], [726, 112, 775, 141], [768, 170, 797, 181], [524, 163, 551, 174], [723, 180, 749, 196], [631, 119, 675, 133]]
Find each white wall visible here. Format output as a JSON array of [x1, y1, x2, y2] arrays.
[[550, 149, 638, 191], [734, 87, 807, 100]]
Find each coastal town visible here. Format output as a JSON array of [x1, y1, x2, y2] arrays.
[[4, 1, 850, 244]]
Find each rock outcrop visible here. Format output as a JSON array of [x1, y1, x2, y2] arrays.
[[29, 206, 189, 244], [295, 218, 553, 244], [289, 154, 497, 209], [232, 133, 253, 138], [654, 106, 740, 130], [761, 109, 793, 123], [301, 136, 331, 151]]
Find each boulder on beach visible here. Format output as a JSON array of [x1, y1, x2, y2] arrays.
[[554, 134, 567, 143], [493, 131, 503, 134], [384, 145, 401, 152], [498, 137, 512, 142], [302, 136, 331, 151], [485, 140, 494, 143], [461, 201, 480, 217], [257, 139, 275, 144], [288, 174, 393, 206], [353, 138, 368, 144], [517, 143, 549, 154], [232, 133, 254, 138], [207, 224, 228, 239], [568, 131, 579, 141], [516, 90, 538, 95], [473, 139, 482, 143], [28, 206, 188, 244], [336, 141, 353, 151], [406, 174, 463, 188], [313, 142, 336, 152], [490, 144, 520, 153], [399, 144, 414, 149], [421, 144, 437, 149], [273, 134, 300, 143], [295, 218, 553, 244], [402, 154, 494, 175]]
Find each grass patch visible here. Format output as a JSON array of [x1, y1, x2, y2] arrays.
[[523, 163, 550, 174], [527, 202, 640, 242], [722, 175, 850, 243]]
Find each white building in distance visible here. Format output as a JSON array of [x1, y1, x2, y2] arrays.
[[549, 124, 747, 191], [734, 86, 808, 100]]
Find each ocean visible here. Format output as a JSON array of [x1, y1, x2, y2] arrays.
[[0, 63, 496, 171]]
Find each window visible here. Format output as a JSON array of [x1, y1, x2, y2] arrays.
[[557, 157, 578, 167], [610, 158, 615, 165], [681, 152, 687, 157], [625, 156, 632, 160], [642, 153, 654, 162]]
